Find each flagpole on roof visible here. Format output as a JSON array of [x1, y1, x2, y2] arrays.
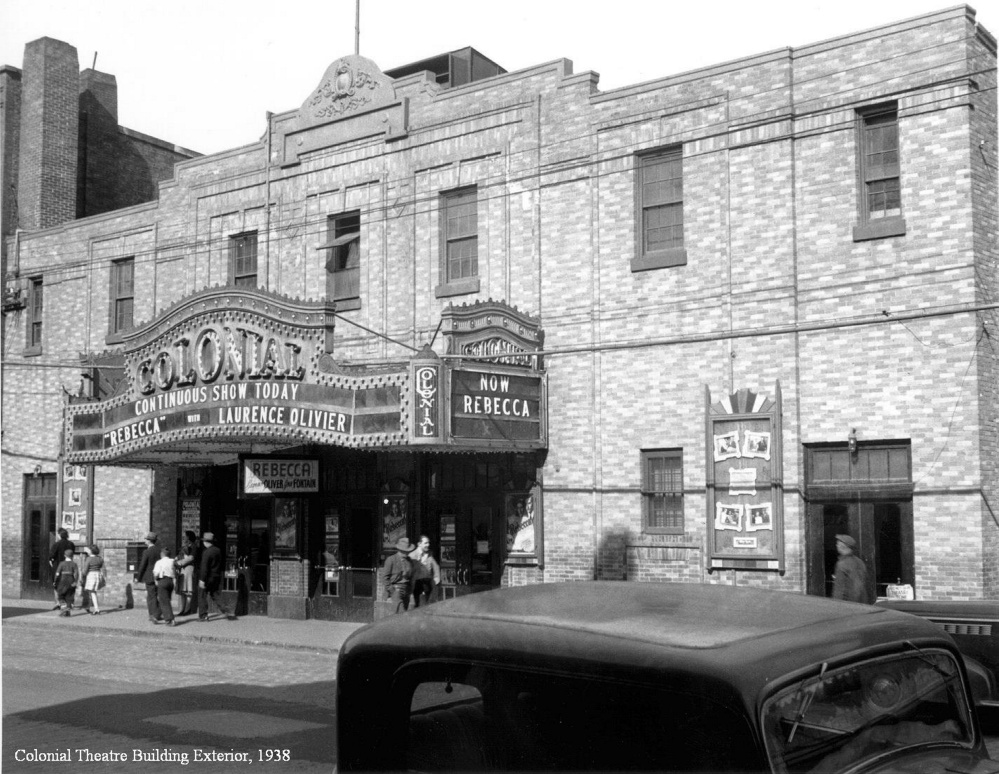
[[355, 0, 360, 55]]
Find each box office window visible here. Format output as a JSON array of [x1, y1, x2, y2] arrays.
[[642, 449, 684, 534]]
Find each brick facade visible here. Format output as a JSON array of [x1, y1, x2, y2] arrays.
[[2, 9, 996, 607]]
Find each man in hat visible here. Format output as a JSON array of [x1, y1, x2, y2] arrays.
[[831, 534, 871, 604], [382, 537, 415, 613], [135, 531, 163, 623], [198, 532, 236, 621]]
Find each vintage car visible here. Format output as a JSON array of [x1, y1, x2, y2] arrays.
[[877, 599, 999, 710], [336, 582, 997, 773]]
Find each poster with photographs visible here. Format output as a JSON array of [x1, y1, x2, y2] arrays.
[[63, 464, 87, 481], [746, 503, 773, 532], [715, 503, 743, 532], [61, 511, 75, 530], [742, 430, 771, 460], [713, 431, 741, 461], [67, 487, 82, 507], [74, 512, 88, 531]]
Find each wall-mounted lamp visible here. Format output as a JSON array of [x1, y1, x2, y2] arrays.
[[848, 428, 858, 456], [32, 464, 42, 477]]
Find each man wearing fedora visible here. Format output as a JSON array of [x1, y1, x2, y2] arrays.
[[382, 537, 415, 613], [198, 532, 236, 621], [135, 531, 163, 624], [831, 534, 871, 604]]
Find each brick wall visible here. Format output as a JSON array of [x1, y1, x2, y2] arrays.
[[2, 8, 995, 603]]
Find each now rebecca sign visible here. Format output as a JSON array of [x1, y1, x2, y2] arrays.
[[243, 457, 319, 495]]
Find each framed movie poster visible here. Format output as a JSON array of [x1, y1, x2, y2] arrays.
[[381, 495, 408, 555], [705, 383, 784, 573], [273, 498, 303, 556]]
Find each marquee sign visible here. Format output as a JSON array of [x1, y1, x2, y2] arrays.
[[705, 383, 784, 573], [63, 288, 406, 463], [450, 368, 546, 447]]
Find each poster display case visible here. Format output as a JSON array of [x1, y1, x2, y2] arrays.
[[705, 383, 784, 573]]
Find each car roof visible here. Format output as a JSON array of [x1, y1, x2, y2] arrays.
[[341, 582, 955, 704]]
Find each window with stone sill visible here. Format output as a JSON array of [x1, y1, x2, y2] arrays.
[[323, 211, 361, 311], [436, 187, 480, 298], [633, 147, 687, 272], [228, 231, 258, 288], [853, 105, 906, 242], [107, 257, 134, 342], [25, 277, 43, 355]]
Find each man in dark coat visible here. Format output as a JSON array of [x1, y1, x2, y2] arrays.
[[198, 532, 236, 621], [135, 531, 162, 623], [382, 537, 415, 613], [49, 528, 76, 610], [831, 534, 871, 604]]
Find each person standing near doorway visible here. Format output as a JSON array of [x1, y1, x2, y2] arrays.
[[383, 537, 414, 613], [175, 531, 198, 616], [136, 532, 162, 624], [153, 547, 177, 626], [831, 534, 871, 604], [49, 528, 75, 610], [198, 532, 236, 621], [81, 545, 105, 615], [409, 535, 441, 607]]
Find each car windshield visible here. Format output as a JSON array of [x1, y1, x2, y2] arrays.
[[762, 648, 974, 773]]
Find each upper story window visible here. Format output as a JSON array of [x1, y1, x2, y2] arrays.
[[642, 449, 684, 534], [324, 211, 361, 310], [26, 277, 43, 354], [436, 187, 480, 298], [229, 232, 258, 287], [634, 147, 686, 272], [853, 105, 906, 241], [110, 257, 134, 335]]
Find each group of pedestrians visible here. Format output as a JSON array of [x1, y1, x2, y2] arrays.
[[137, 530, 236, 624], [50, 528, 106, 616], [382, 534, 442, 614]]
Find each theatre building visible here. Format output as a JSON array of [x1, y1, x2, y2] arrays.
[[2, 7, 996, 620]]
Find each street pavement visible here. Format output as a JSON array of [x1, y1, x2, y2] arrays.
[[3, 599, 365, 773]]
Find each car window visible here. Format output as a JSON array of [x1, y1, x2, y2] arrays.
[[762, 649, 974, 773], [400, 662, 758, 772]]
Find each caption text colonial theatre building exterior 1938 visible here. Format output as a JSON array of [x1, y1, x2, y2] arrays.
[[2, 6, 996, 620]]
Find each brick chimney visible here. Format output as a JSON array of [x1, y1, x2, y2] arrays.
[[17, 37, 79, 231], [78, 68, 118, 217]]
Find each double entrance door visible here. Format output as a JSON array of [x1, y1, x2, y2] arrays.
[[434, 501, 503, 599], [806, 499, 914, 600], [22, 474, 59, 601]]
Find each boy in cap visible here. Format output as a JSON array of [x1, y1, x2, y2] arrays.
[[831, 534, 871, 604]]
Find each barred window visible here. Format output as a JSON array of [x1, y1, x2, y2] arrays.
[[642, 450, 683, 533]]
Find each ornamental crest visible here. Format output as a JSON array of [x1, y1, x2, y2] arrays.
[[309, 60, 380, 120], [298, 55, 396, 128]]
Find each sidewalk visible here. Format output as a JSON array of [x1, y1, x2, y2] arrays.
[[2, 598, 365, 655]]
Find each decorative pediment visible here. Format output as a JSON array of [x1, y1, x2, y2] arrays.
[[442, 300, 544, 370], [299, 55, 396, 128]]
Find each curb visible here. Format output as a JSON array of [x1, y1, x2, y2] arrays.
[[2, 613, 343, 656]]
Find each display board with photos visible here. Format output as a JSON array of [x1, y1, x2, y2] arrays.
[[705, 383, 784, 573], [61, 464, 92, 545]]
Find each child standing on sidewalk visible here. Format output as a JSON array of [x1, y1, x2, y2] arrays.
[[81, 545, 105, 615], [54, 548, 79, 616]]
